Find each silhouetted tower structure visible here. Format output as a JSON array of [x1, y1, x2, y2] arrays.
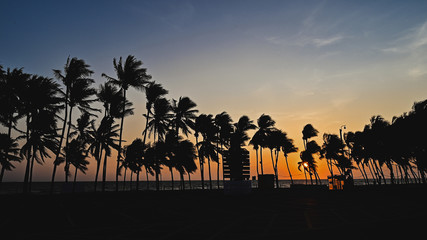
[[223, 148, 250, 181]]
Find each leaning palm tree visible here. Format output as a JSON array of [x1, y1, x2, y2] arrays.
[[53, 57, 94, 183], [281, 134, 298, 185], [102, 55, 151, 191]]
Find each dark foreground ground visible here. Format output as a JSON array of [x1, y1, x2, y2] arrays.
[[2, 185, 426, 239]]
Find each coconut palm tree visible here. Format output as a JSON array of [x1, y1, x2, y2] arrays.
[[64, 139, 89, 193], [97, 82, 120, 117], [281, 133, 298, 185], [143, 98, 172, 143], [102, 55, 151, 191], [302, 124, 319, 150], [20, 109, 58, 193], [171, 96, 198, 138], [196, 117, 218, 190], [123, 138, 145, 191], [173, 137, 197, 190], [0, 134, 21, 183], [142, 81, 168, 145], [53, 57, 96, 183], [254, 114, 276, 175], [87, 116, 120, 191]]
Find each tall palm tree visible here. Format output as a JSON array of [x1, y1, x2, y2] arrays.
[[254, 114, 276, 175], [142, 81, 168, 145], [196, 119, 218, 190], [0, 133, 21, 183], [53, 57, 95, 183], [102, 55, 151, 191]]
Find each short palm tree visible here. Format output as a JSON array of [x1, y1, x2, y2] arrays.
[[64, 139, 89, 193], [281, 134, 298, 185], [87, 116, 119, 191], [102, 55, 151, 191], [0, 133, 21, 183]]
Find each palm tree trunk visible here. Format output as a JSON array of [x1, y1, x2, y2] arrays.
[[29, 150, 36, 192], [123, 168, 127, 191], [136, 170, 140, 191], [188, 172, 192, 190], [51, 87, 68, 193], [217, 161, 220, 189], [169, 167, 174, 190], [102, 149, 108, 192], [65, 106, 74, 183], [94, 149, 103, 191], [260, 147, 264, 175], [145, 167, 150, 190], [73, 166, 78, 193], [116, 89, 126, 192], [255, 148, 259, 177], [284, 153, 293, 185], [142, 110, 150, 146], [195, 136, 204, 189], [208, 156, 212, 190]]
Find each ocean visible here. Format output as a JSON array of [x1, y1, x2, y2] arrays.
[[0, 179, 370, 194]]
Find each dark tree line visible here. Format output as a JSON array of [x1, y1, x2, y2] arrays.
[[1, 58, 426, 193]]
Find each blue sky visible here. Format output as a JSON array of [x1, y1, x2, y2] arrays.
[[2, 0, 427, 181]]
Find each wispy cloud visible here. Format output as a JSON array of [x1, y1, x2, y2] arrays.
[[312, 35, 344, 47], [266, 34, 345, 48], [382, 21, 427, 53]]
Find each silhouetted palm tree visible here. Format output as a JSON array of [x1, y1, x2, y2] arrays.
[[53, 57, 95, 183], [123, 138, 145, 191], [0, 133, 20, 183], [102, 55, 151, 191], [87, 116, 119, 191], [143, 98, 172, 142], [254, 114, 276, 175], [281, 133, 298, 185], [196, 114, 218, 190], [64, 139, 89, 193], [97, 82, 120, 117], [302, 124, 319, 150], [20, 109, 58, 193], [171, 96, 198, 138], [142, 81, 168, 145]]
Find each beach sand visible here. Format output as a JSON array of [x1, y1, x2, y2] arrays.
[[2, 185, 426, 239]]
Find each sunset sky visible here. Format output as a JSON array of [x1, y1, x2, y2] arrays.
[[2, 0, 427, 182]]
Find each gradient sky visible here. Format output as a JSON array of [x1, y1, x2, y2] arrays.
[[2, 0, 427, 182]]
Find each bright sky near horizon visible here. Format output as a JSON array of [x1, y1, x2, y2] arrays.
[[1, 0, 427, 182]]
